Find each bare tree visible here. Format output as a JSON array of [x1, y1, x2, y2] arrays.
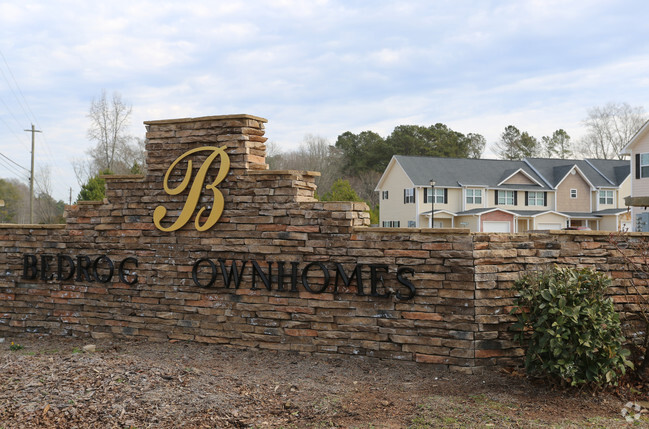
[[87, 90, 139, 173], [578, 102, 647, 159], [33, 166, 64, 223], [269, 134, 342, 196]]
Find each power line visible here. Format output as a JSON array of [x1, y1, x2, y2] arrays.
[[0, 51, 34, 124], [0, 50, 71, 197], [0, 157, 29, 181], [0, 151, 29, 172]]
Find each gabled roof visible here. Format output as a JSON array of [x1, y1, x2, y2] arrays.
[[525, 158, 629, 189], [585, 158, 630, 186], [391, 156, 549, 190], [376, 155, 630, 191], [622, 118, 649, 155], [456, 207, 519, 216], [497, 168, 544, 187]]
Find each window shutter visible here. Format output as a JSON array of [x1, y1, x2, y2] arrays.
[[543, 192, 547, 206], [514, 191, 518, 206], [424, 189, 428, 204], [525, 191, 529, 206], [637, 154, 641, 179], [494, 190, 499, 205], [443, 188, 448, 204], [403, 189, 406, 204]]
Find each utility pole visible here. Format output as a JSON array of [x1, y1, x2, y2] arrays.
[[24, 124, 42, 224]]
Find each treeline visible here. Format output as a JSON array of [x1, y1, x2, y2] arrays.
[[268, 123, 486, 223], [493, 102, 647, 160], [0, 178, 65, 224]]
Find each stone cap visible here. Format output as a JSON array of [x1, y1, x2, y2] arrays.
[[100, 174, 146, 181], [356, 227, 471, 234], [0, 223, 66, 229], [144, 114, 268, 125], [248, 170, 321, 177]]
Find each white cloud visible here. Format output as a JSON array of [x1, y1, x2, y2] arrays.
[[1, 0, 649, 201]]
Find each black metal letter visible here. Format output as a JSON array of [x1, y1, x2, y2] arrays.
[[276, 261, 299, 292], [56, 254, 75, 281], [369, 264, 390, 298], [119, 257, 139, 285], [40, 254, 54, 281], [192, 258, 217, 288], [76, 255, 93, 282], [396, 267, 416, 300], [22, 254, 38, 280], [218, 259, 247, 289], [334, 263, 365, 296], [92, 255, 114, 283], [301, 262, 330, 293], [251, 260, 273, 291]]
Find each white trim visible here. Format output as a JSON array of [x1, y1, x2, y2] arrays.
[[584, 159, 616, 185], [415, 187, 420, 228], [375, 157, 415, 190], [483, 221, 511, 233], [622, 118, 649, 155], [497, 168, 544, 187], [527, 210, 570, 219], [555, 165, 596, 190]]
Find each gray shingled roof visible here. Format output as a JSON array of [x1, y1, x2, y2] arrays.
[[392, 156, 630, 190], [394, 156, 549, 190], [585, 159, 631, 186], [525, 158, 629, 188]]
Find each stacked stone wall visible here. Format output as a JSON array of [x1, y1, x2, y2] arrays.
[[0, 114, 647, 373]]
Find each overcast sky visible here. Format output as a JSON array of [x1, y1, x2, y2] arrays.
[[1, 0, 649, 202]]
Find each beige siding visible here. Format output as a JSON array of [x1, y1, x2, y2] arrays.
[[533, 213, 568, 229], [419, 211, 454, 228], [488, 190, 524, 210], [619, 177, 631, 207], [502, 171, 535, 185], [456, 215, 479, 231], [556, 172, 591, 212], [599, 213, 627, 232], [631, 131, 649, 198], [418, 187, 461, 214], [593, 188, 617, 211], [463, 187, 487, 211], [629, 134, 649, 229], [378, 162, 417, 226]]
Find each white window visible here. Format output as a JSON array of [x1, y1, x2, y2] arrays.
[[433, 188, 444, 203], [382, 190, 389, 200], [599, 190, 614, 205], [404, 188, 414, 204], [407, 220, 416, 228], [466, 189, 482, 204], [570, 189, 577, 199], [641, 153, 649, 178], [527, 191, 544, 206], [382, 220, 401, 227], [425, 188, 446, 204], [498, 190, 514, 205]]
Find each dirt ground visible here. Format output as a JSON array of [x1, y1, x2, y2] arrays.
[[0, 336, 647, 428]]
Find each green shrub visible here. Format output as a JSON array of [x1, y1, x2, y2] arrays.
[[512, 266, 632, 387]]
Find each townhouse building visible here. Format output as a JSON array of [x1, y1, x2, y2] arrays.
[[375, 156, 630, 232], [622, 120, 649, 231]]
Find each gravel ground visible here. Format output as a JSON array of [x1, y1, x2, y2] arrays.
[[0, 336, 647, 428]]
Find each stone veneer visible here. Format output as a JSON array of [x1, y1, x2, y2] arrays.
[[0, 114, 647, 373]]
